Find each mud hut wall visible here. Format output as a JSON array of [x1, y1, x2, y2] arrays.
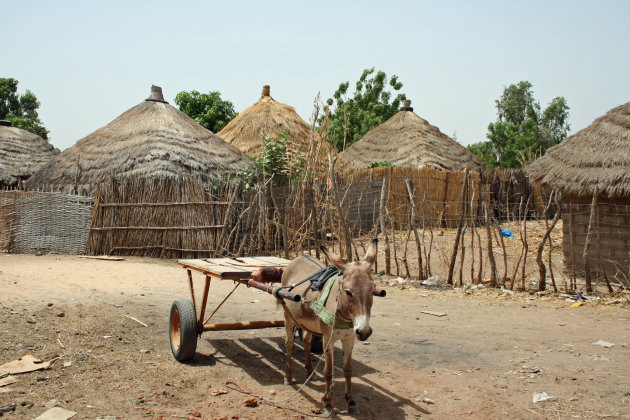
[[563, 199, 630, 281], [0, 189, 93, 254]]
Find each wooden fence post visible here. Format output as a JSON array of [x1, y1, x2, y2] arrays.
[[583, 191, 598, 293], [329, 157, 353, 261], [405, 179, 425, 279], [447, 169, 469, 286], [484, 201, 497, 287], [380, 173, 391, 275]]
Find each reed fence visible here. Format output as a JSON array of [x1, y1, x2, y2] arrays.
[[4, 166, 626, 294], [0, 189, 92, 254]]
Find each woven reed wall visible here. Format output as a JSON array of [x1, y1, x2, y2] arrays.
[[563, 200, 630, 281], [87, 177, 238, 258], [0, 190, 93, 254], [346, 166, 486, 228]]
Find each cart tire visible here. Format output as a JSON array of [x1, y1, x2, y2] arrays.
[[169, 299, 198, 361]]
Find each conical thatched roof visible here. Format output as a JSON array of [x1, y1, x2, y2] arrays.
[[339, 100, 483, 172], [0, 120, 59, 187], [27, 86, 251, 193], [217, 85, 334, 173], [527, 101, 630, 199]]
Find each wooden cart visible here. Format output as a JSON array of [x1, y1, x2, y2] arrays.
[[169, 256, 294, 361]]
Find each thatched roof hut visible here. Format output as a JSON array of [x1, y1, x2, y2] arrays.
[[0, 120, 59, 187], [339, 100, 483, 172], [217, 85, 334, 173], [27, 86, 251, 193], [527, 101, 630, 286], [527, 101, 630, 199]]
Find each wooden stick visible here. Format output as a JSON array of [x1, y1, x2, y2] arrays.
[[329, 157, 353, 261], [484, 202, 497, 287], [583, 191, 598, 293], [125, 315, 148, 327], [405, 179, 424, 280], [447, 169, 469, 285], [536, 191, 561, 291], [379, 173, 391, 274]]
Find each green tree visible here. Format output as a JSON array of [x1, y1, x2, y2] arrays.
[[468, 81, 570, 168], [321, 68, 406, 152], [174, 90, 237, 133], [0, 78, 49, 139]]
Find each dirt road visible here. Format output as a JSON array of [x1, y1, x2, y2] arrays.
[[1, 254, 629, 419]]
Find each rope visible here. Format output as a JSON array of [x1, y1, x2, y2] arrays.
[[225, 381, 331, 418]]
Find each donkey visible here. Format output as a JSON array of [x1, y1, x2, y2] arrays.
[[278, 239, 378, 417]]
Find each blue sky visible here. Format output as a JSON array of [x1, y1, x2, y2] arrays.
[[3, 0, 629, 151]]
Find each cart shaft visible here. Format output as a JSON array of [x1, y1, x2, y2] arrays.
[[203, 320, 285, 331]]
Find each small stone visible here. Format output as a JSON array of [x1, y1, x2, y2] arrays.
[[269, 390, 276, 395], [140, 349, 151, 354], [56, 312, 65, 318], [45, 399, 61, 408], [47, 303, 54, 307]]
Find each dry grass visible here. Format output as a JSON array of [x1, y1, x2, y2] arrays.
[[528, 100, 630, 199], [26, 87, 250, 194], [0, 124, 59, 186], [339, 108, 483, 171]]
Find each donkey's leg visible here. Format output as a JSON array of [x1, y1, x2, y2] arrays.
[[303, 330, 313, 375], [283, 321, 296, 385], [321, 329, 335, 417], [341, 337, 358, 415]]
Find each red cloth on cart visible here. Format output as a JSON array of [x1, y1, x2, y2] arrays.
[[251, 267, 285, 283]]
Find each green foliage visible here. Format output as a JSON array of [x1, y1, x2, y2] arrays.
[[468, 81, 570, 168], [174, 90, 237, 133], [243, 131, 306, 189], [321, 68, 406, 152], [367, 161, 392, 169], [0, 78, 49, 139]]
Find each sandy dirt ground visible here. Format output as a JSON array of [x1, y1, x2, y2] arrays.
[[1, 254, 630, 419]]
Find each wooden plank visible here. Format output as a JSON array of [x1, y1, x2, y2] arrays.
[[178, 257, 290, 279]]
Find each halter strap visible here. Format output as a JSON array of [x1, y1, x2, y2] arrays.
[[310, 274, 353, 329]]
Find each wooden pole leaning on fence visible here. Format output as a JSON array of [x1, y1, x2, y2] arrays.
[[379, 173, 391, 275], [329, 157, 353, 262], [582, 190, 598, 293], [447, 169, 469, 286], [536, 190, 561, 291], [484, 201, 497, 287], [405, 179, 425, 279]]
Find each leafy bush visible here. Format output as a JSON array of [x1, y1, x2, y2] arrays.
[[367, 161, 392, 169], [243, 131, 306, 189]]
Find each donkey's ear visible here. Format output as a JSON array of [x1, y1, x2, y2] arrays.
[[364, 238, 378, 265], [320, 245, 347, 272]]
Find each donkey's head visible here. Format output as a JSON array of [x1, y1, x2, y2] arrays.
[[320, 239, 378, 341]]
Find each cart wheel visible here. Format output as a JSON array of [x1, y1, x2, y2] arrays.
[[169, 299, 198, 361]]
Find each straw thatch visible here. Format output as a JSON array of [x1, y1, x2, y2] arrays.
[[217, 85, 335, 174], [527, 101, 630, 199], [27, 86, 251, 193], [339, 100, 483, 172], [0, 121, 59, 187]]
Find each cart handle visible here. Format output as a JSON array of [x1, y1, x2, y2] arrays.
[[247, 279, 301, 302], [373, 288, 386, 297]]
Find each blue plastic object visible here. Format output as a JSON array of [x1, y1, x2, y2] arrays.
[[501, 228, 513, 238]]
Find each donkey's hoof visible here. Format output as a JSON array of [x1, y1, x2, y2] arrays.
[[347, 403, 360, 415], [323, 406, 335, 418], [284, 378, 296, 385]]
